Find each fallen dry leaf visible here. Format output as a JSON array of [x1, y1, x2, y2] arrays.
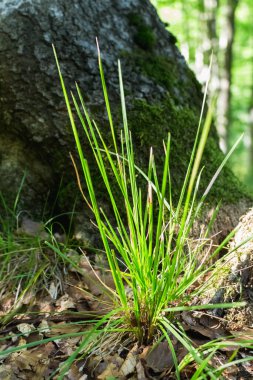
[[136, 360, 147, 380], [0, 364, 17, 380], [145, 341, 174, 372], [240, 352, 253, 376], [48, 281, 59, 300], [230, 328, 253, 340], [35, 293, 54, 313], [38, 320, 50, 334], [56, 294, 76, 312], [119, 344, 138, 377], [16, 323, 35, 337], [65, 363, 88, 380], [6, 343, 55, 379], [97, 362, 121, 379], [55, 336, 82, 356]]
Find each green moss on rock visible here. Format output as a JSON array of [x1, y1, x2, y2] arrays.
[[122, 50, 202, 109], [119, 45, 251, 205], [128, 13, 157, 51], [127, 97, 249, 204]]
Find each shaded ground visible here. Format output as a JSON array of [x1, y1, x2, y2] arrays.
[[0, 263, 253, 378], [1, 212, 253, 379]]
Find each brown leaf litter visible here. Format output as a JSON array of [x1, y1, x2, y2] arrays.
[[0, 237, 253, 379]]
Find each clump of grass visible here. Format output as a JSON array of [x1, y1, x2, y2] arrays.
[[50, 43, 252, 378], [1, 45, 251, 379], [0, 181, 74, 325], [0, 178, 42, 317]]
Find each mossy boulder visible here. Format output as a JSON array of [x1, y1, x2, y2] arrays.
[[0, 0, 250, 232]]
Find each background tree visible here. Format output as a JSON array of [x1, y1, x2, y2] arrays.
[[154, 0, 253, 193], [247, 3, 253, 185], [217, 0, 239, 152], [195, 0, 219, 96]]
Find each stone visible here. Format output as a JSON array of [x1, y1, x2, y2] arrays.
[[0, 0, 250, 232], [200, 208, 253, 328]]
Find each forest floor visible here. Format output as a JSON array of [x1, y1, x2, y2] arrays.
[[0, 218, 253, 379]]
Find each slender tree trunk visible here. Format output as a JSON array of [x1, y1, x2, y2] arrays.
[[248, 4, 253, 183], [249, 58, 253, 180], [194, 0, 205, 79], [181, 0, 190, 61], [203, 0, 219, 94], [194, 0, 219, 96], [217, 0, 239, 152], [249, 106, 253, 177]]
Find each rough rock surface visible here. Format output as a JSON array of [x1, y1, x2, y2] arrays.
[[203, 208, 253, 329], [228, 208, 253, 308], [0, 0, 250, 233]]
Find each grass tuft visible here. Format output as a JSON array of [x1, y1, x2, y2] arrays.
[[50, 42, 253, 377], [2, 44, 248, 378]]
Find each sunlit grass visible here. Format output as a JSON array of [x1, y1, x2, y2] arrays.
[[0, 185, 75, 325], [0, 42, 251, 379], [45, 43, 253, 378]]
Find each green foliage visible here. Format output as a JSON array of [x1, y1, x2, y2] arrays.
[[0, 43, 252, 380], [154, 0, 253, 194], [49, 44, 252, 378], [0, 180, 76, 325], [126, 97, 248, 204], [121, 46, 250, 203]]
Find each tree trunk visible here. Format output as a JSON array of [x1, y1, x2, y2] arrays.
[[249, 86, 253, 181], [180, 0, 190, 61], [194, 0, 206, 80], [248, 28, 253, 184], [217, 0, 239, 152], [203, 0, 219, 94], [194, 0, 219, 94]]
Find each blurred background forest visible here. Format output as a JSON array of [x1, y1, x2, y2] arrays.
[[152, 0, 253, 194]]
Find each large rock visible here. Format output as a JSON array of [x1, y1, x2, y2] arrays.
[[0, 0, 250, 231], [202, 208, 253, 329]]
